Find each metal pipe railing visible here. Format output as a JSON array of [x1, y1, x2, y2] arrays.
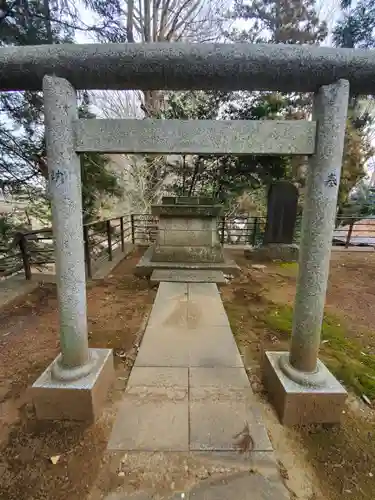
[[2, 214, 375, 280]]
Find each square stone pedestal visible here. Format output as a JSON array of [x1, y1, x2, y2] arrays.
[[263, 351, 347, 426], [31, 348, 114, 422]]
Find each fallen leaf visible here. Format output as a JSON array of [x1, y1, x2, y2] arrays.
[[50, 455, 60, 465], [116, 351, 127, 358], [233, 422, 254, 454]]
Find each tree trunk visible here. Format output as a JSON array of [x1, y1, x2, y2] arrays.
[[43, 0, 53, 44], [188, 159, 200, 196], [127, 0, 135, 42]]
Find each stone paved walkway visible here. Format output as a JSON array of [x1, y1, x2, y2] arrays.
[[108, 282, 272, 453], [105, 281, 290, 498], [105, 282, 290, 500]]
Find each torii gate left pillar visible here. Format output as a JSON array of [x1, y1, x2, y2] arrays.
[[31, 76, 114, 421]]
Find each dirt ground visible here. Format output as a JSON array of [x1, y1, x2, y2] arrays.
[[0, 250, 156, 500], [0, 248, 375, 500], [222, 249, 375, 500]]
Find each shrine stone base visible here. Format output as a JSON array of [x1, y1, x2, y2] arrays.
[[31, 348, 114, 422], [263, 351, 347, 426]]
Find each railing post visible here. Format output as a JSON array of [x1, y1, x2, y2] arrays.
[[120, 217, 125, 252], [83, 226, 92, 279], [131, 214, 135, 244], [345, 219, 354, 248], [220, 217, 225, 244], [252, 217, 258, 246], [106, 220, 112, 261], [19, 234, 31, 280]]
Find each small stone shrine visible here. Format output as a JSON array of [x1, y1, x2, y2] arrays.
[[135, 196, 239, 276], [246, 181, 299, 262]]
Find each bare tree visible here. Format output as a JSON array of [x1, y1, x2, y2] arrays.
[[83, 0, 229, 113], [126, 0, 226, 43], [92, 89, 143, 119], [82, 0, 231, 216], [131, 0, 229, 113]]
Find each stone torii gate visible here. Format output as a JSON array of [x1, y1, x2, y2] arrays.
[[1, 42, 368, 423]]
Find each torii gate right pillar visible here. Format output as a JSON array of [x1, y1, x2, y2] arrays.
[[263, 80, 349, 425]]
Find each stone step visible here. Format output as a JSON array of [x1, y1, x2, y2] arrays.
[[150, 269, 226, 284], [134, 246, 240, 277]]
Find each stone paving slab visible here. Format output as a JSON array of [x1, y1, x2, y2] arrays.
[[101, 451, 283, 500], [150, 269, 226, 284], [193, 450, 279, 477], [127, 367, 188, 388], [189, 367, 250, 389], [148, 283, 229, 329], [155, 281, 188, 300], [148, 294, 188, 328], [108, 385, 189, 451], [135, 326, 243, 367], [189, 387, 272, 452], [176, 472, 290, 499], [188, 282, 220, 298], [148, 282, 189, 328], [187, 298, 229, 328]]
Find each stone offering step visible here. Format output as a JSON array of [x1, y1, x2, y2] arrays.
[[150, 269, 226, 284]]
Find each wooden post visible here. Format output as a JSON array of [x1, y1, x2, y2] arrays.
[[19, 234, 31, 280], [252, 217, 258, 246], [345, 219, 355, 248], [131, 214, 135, 244], [120, 217, 125, 252], [83, 226, 92, 279], [106, 220, 112, 261]]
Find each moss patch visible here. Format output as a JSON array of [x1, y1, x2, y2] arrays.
[[274, 261, 299, 278], [222, 253, 375, 500], [264, 305, 375, 399], [278, 262, 299, 269]]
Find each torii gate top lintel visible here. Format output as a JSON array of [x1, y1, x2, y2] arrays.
[[0, 42, 374, 94]]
